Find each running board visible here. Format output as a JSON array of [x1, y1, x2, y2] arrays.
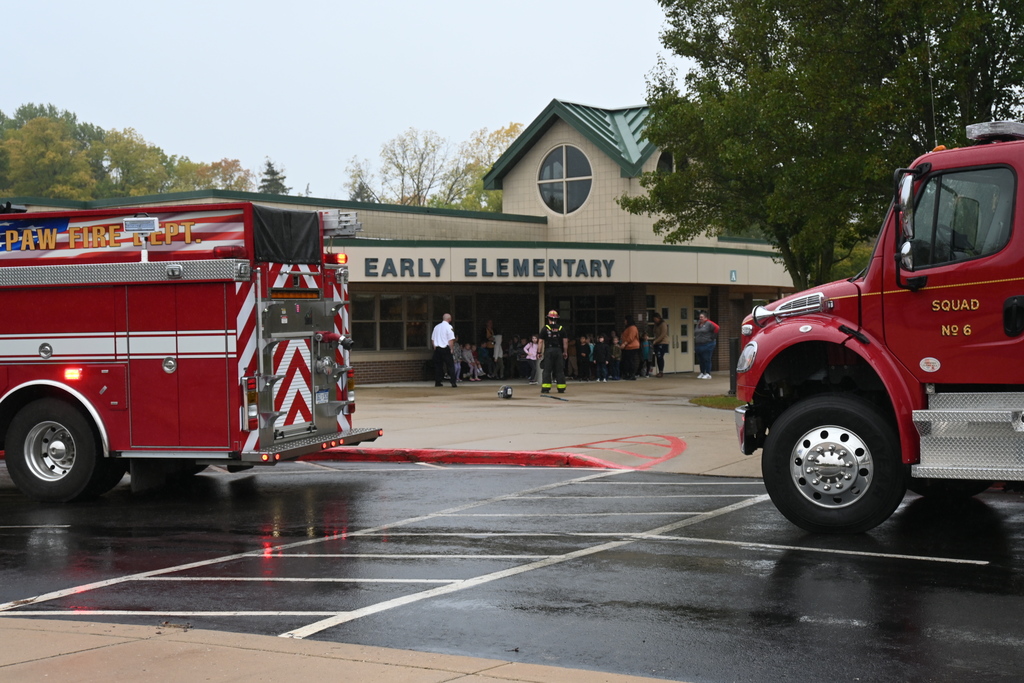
[[913, 392, 1024, 480]]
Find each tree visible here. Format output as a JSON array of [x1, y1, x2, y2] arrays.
[[346, 124, 523, 210], [166, 157, 255, 192], [434, 123, 523, 212], [618, 0, 1024, 288], [96, 128, 170, 197], [1, 117, 96, 200], [258, 158, 291, 195]]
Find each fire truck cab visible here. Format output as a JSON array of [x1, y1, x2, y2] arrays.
[[736, 121, 1024, 533], [0, 202, 380, 502]]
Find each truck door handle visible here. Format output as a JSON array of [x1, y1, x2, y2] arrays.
[[1004, 296, 1024, 337]]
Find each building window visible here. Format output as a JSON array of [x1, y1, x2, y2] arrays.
[[350, 293, 437, 351], [538, 145, 592, 214], [656, 151, 674, 174]]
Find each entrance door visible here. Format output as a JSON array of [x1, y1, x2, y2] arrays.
[[648, 289, 694, 374]]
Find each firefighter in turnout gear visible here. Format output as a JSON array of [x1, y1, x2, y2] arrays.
[[538, 310, 569, 394]]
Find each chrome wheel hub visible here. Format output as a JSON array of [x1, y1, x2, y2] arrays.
[[790, 425, 872, 508], [23, 422, 77, 482]]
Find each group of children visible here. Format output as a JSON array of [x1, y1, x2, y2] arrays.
[[452, 342, 488, 382], [447, 330, 655, 384]]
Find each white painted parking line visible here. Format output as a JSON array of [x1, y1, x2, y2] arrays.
[[138, 577, 457, 584], [516, 494, 760, 499], [441, 512, 701, 517], [640, 535, 991, 566], [280, 538, 637, 639], [0, 469, 625, 613], [279, 495, 773, 639], [573, 481, 765, 486], [274, 554, 552, 559]]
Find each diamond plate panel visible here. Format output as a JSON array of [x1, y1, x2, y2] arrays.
[[0, 259, 249, 287], [928, 392, 1024, 411]]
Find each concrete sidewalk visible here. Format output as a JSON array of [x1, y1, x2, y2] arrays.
[[0, 617, 677, 682], [347, 371, 759, 478], [0, 371, 746, 682]]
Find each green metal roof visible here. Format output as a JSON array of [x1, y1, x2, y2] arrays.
[[483, 99, 656, 191], [0, 189, 546, 224]]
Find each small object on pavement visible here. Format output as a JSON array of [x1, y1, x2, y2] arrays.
[[497, 385, 513, 399]]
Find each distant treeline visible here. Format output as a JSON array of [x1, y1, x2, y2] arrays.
[[0, 103, 262, 201]]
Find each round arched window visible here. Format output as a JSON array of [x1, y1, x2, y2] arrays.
[[538, 145, 592, 214]]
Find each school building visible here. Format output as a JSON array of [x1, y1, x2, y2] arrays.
[[6, 99, 793, 383]]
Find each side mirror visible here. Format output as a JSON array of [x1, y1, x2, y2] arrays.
[[899, 240, 914, 270], [898, 174, 915, 239]]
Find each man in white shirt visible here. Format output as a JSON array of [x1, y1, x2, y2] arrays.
[[431, 313, 458, 387]]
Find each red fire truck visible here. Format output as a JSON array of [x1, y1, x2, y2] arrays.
[[736, 121, 1024, 533], [0, 202, 380, 502]]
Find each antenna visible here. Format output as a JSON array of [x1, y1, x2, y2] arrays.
[[927, 40, 938, 148]]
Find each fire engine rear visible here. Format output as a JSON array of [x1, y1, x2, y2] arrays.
[[0, 202, 380, 502]]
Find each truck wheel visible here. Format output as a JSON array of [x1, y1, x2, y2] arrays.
[[6, 399, 100, 503], [83, 459, 129, 497], [907, 478, 992, 500], [762, 395, 906, 533]]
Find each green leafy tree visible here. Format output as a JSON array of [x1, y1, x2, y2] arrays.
[[1, 117, 96, 200], [96, 128, 170, 197], [168, 157, 255, 192], [619, 0, 1024, 288], [258, 158, 291, 195]]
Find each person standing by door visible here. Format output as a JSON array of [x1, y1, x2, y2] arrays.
[[431, 313, 458, 388], [694, 312, 719, 379], [538, 310, 568, 394], [651, 313, 669, 377], [619, 315, 640, 380]]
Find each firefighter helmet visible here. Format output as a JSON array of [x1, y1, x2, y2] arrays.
[[546, 310, 559, 319]]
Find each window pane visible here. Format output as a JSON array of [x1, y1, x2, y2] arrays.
[[406, 321, 427, 348], [407, 294, 427, 320], [911, 167, 1014, 267], [379, 322, 403, 350], [575, 309, 596, 324], [597, 309, 616, 326], [693, 296, 709, 309], [380, 294, 402, 321], [574, 295, 595, 308], [540, 182, 564, 213], [566, 179, 591, 212], [455, 295, 473, 321], [565, 146, 591, 178], [352, 322, 377, 350], [657, 151, 674, 174], [352, 293, 375, 321], [539, 148, 564, 181], [432, 295, 451, 320]]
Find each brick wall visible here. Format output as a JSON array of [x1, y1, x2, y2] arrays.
[[354, 359, 429, 385]]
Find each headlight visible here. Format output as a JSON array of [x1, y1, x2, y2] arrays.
[[736, 342, 758, 373], [741, 323, 753, 336]]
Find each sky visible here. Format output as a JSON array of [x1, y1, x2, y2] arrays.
[[2, 1, 688, 199]]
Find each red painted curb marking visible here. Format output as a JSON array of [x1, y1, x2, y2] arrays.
[[302, 449, 610, 468]]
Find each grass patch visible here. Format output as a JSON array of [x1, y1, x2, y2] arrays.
[[690, 395, 745, 410]]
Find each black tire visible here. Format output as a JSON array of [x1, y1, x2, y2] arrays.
[[761, 395, 907, 534], [907, 477, 992, 500], [6, 398, 101, 503], [83, 458, 129, 497]]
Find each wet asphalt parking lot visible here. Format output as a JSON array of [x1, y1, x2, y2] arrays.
[[3, 462, 1024, 682]]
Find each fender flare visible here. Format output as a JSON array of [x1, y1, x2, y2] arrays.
[[749, 320, 922, 463], [0, 380, 111, 457]]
